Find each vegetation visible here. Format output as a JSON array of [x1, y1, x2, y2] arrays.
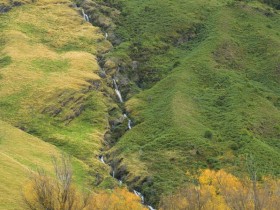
[[23, 155, 147, 210], [0, 0, 115, 191], [0, 120, 88, 210], [0, 0, 116, 208], [159, 169, 280, 210], [0, 0, 280, 208], [87, 0, 280, 205]]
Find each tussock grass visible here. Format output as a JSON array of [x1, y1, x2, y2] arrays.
[[0, 120, 89, 210], [0, 1, 115, 207]]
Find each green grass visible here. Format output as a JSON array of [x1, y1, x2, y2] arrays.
[[1, 0, 280, 208], [90, 0, 280, 206], [32, 58, 69, 72], [0, 55, 11, 68], [0, 1, 117, 207], [0, 120, 89, 210]]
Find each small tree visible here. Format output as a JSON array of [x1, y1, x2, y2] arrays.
[[23, 154, 82, 210]]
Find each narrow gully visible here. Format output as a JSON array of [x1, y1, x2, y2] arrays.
[[78, 6, 156, 210]]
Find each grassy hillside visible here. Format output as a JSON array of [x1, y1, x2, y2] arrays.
[[0, 120, 89, 210], [89, 0, 280, 205], [1, 0, 280, 208], [0, 0, 123, 207], [0, 0, 118, 184]]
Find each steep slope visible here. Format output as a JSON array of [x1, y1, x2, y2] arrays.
[[0, 0, 118, 187], [82, 0, 280, 205], [1, 0, 280, 208], [0, 120, 89, 210]]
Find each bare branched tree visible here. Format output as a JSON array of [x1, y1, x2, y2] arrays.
[[246, 154, 262, 210], [23, 154, 82, 210]]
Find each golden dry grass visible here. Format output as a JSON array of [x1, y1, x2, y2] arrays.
[[0, 120, 90, 210], [0, 0, 111, 147], [0, 0, 109, 96], [0, 0, 112, 208], [0, 120, 60, 210]]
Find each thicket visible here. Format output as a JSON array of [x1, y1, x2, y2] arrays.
[[23, 155, 146, 210]]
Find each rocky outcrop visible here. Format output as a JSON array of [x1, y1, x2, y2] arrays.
[[0, 4, 12, 13], [0, 0, 33, 13]]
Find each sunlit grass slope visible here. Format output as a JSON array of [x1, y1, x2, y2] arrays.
[[0, 0, 115, 193], [108, 0, 280, 204], [0, 120, 89, 210]]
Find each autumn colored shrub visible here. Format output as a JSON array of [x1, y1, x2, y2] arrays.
[[23, 155, 147, 210], [159, 169, 280, 210]]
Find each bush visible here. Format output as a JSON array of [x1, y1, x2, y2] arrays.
[[204, 130, 213, 139]]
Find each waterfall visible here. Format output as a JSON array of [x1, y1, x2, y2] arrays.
[[82, 9, 89, 22], [124, 113, 132, 130], [77, 4, 153, 209], [115, 89, 123, 103], [133, 190, 144, 203], [128, 119, 132, 130], [113, 79, 123, 103], [98, 152, 156, 209], [99, 156, 105, 164], [113, 79, 118, 90]]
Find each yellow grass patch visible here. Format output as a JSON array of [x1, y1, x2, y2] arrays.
[[0, 120, 90, 209], [0, 1, 111, 208], [0, 120, 60, 209]]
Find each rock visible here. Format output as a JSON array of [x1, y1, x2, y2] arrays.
[[109, 118, 122, 127], [0, 5, 11, 13], [12, 1, 24, 7], [117, 164, 128, 179], [98, 69, 107, 78], [132, 61, 139, 70], [104, 132, 112, 143]]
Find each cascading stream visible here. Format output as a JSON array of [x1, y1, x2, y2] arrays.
[[148, 205, 156, 210], [81, 9, 89, 22], [113, 79, 124, 103], [113, 79, 133, 130], [99, 155, 105, 164], [78, 7, 155, 210], [134, 190, 144, 203], [128, 119, 132, 130]]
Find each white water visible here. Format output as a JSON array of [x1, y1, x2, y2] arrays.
[[92, 26, 154, 210], [97, 156, 157, 209], [113, 79, 119, 90], [148, 206, 156, 210], [82, 9, 89, 22], [128, 119, 132, 130], [99, 156, 105, 164], [77, 5, 154, 210], [113, 79, 124, 103], [133, 190, 144, 203], [115, 89, 123, 103]]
